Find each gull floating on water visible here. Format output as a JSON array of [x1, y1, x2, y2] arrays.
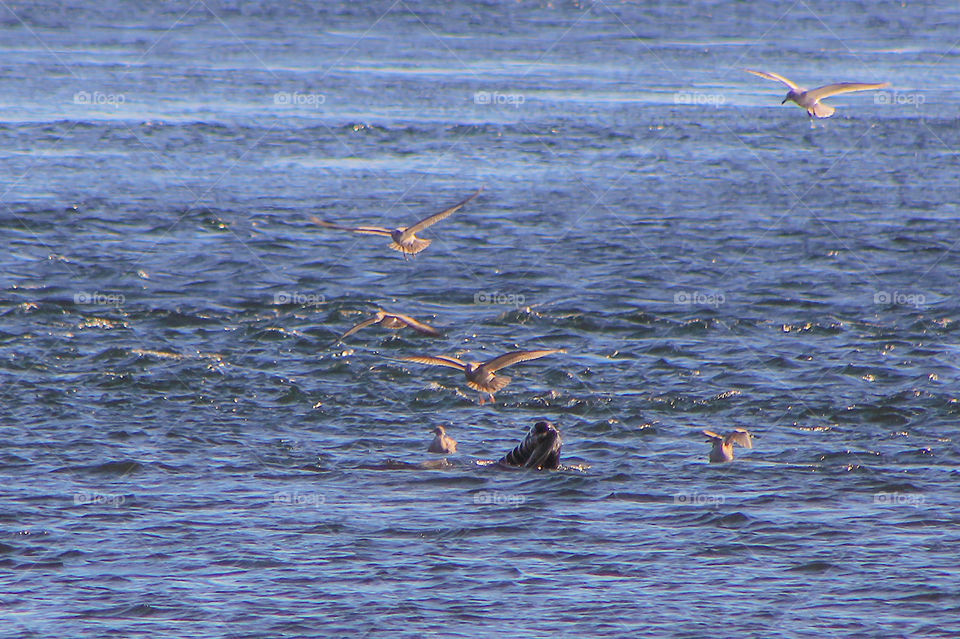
[[703, 428, 754, 463], [428, 425, 458, 454], [332, 310, 441, 344], [311, 188, 483, 257], [744, 69, 890, 118], [401, 348, 565, 404]]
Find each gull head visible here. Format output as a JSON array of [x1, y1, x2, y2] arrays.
[[782, 89, 801, 105]]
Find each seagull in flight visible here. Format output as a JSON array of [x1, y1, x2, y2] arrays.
[[401, 348, 564, 404], [311, 188, 483, 257], [745, 69, 889, 118], [332, 310, 441, 344]]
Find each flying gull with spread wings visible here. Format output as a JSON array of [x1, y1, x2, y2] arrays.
[[332, 310, 441, 345], [311, 188, 483, 257], [745, 69, 889, 118], [401, 348, 564, 404]]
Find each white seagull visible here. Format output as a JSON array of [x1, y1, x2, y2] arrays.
[[745, 69, 889, 118], [428, 425, 458, 454]]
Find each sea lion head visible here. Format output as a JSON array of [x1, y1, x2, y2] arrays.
[[500, 420, 562, 470]]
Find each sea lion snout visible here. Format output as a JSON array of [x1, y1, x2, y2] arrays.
[[533, 420, 552, 434]]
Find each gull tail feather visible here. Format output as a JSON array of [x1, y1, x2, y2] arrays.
[[390, 238, 431, 254], [810, 102, 835, 118], [467, 376, 511, 393]]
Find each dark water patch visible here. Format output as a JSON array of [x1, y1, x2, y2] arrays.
[[14, 560, 63, 570], [55, 460, 143, 476], [77, 603, 184, 619], [788, 560, 836, 573], [893, 591, 952, 604], [665, 510, 753, 528], [691, 543, 776, 558], [817, 450, 883, 464], [0, 452, 33, 466], [711, 512, 753, 529], [887, 517, 958, 529], [892, 448, 936, 463]]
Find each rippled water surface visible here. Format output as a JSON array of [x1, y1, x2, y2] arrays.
[[2, 1, 960, 637]]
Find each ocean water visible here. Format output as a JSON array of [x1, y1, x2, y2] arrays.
[[2, 1, 960, 637]]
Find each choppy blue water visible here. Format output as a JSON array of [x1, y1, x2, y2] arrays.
[[2, 1, 960, 637]]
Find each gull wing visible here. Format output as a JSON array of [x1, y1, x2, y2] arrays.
[[744, 69, 801, 91], [310, 216, 392, 236], [400, 187, 484, 239], [386, 312, 442, 337], [726, 429, 753, 449], [335, 316, 382, 342], [806, 82, 890, 102], [401, 354, 468, 371], [702, 430, 723, 441], [481, 348, 564, 374]]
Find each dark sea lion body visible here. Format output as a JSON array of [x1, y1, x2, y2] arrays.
[[499, 421, 562, 470]]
